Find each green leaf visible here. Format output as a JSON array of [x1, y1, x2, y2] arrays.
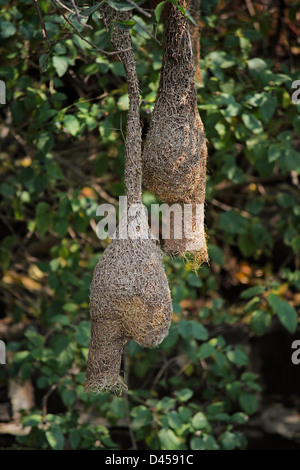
[[178, 406, 192, 423], [155, 1, 166, 22], [207, 401, 225, 415], [292, 235, 300, 254], [62, 389, 76, 407], [277, 193, 295, 208], [219, 210, 248, 235], [94, 26, 113, 49], [74, 321, 90, 347], [226, 347, 248, 367], [53, 336, 76, 370], [0, 21, 16, 39], [53, 56, 69, 77], [239, 392, 257, 415], [240, 285, 265, 299], [202, 434, 219, 450], [247, 58, 268, 74], [36, 131, 54, 153], [176, 388, 194, 402], [198, 342, 215, 359], [268, 144, 284, 163], [69, 429, 81, 449], [53, 217, 68, 237], [238, 234, 257, 257], [22, 414, 43, 427], [244, 296, 261, 314], [36, 212, 52, 236], [110, 397, 126, 418], [158, 428, 183, 450], [177, 319, 192, 339], [208, 244, 224, 265], [231, 412, 248, 424], [259, 94, 277, 123], [107, 0, 137, 11], [267, 294, 298, 333], [220, 431, 238, 450], [39, 53, 50, 72], [178, 6, 197, 27], [284, 148, 300, 172], [242, 371, 259, 382], [45, 161, 64, 180], [63, 115, 80, 137], [192, 322, 209, 341], [45, 423, 64, 450], [167, 411, 182, 430], [187, 272, 202, 287], [178, 319, 208, 340], [251, 309, 272, 335], [131, 409, 152, 430], [50, 315, 71, 326], [116, 20, 136, 30], [242, 112, 263, 134], [160, 323, 179, 350], [192, 412, 208, 430], [190, 436, 205, 450], [36, 202, 50, 216], [81, 1, 104, 17]]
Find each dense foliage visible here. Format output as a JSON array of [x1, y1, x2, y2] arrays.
[[0, 0, 299, 450]]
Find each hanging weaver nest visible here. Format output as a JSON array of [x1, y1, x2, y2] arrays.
[[85, 5, 173, 394], [142, 0, 208, 267], [85, 206, 172, 394]]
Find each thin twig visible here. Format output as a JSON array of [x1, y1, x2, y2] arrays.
[[135, 19, 161, 45], [54, 0, 78, 15], [33, 0, 52, 45], [69, 0, 93, 29], [211, 198, 251, 218], [126, 0, 151, 18], [50, 0, 131, 56], [42, 384, 57, 418], [70, 0, 81, 18], [152, 357, 178, 388], [245, 0, 260, 31], [123, 350, 137, 450]]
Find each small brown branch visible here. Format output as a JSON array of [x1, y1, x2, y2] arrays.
[[70, 0, 81, 18], [42, 384, 57, 418], [214, 174, 287, 194], [126, 0, 151, 18], [135, 19, 161, 45], [211, 198, 251, 218], [245, 0, 260, 31], [54, 0, 77, 15], [69, 0, 93, 29], [123, 351, 137, 450], [50, 0, 131, 56], [152, 357, 178, 388], [33, 0, 52, 46]]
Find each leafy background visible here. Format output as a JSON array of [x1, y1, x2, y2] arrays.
[[0, 0, 300, 450]]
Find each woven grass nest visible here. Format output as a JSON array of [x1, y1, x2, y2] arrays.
[[85, 206, 172, 394], [142, 0, 209, 266]]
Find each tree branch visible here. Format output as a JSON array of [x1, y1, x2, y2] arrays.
[[49, 0, 131, 56], [33, 0, 52, 46], [126, 0, 151, 18]]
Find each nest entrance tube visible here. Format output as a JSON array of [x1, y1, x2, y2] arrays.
[[142, 0, 209, 267], [85, 6, 173, 394]]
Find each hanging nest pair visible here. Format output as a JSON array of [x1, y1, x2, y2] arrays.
[[85, 0, 208, 393], [142, 0, 208, 268]]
